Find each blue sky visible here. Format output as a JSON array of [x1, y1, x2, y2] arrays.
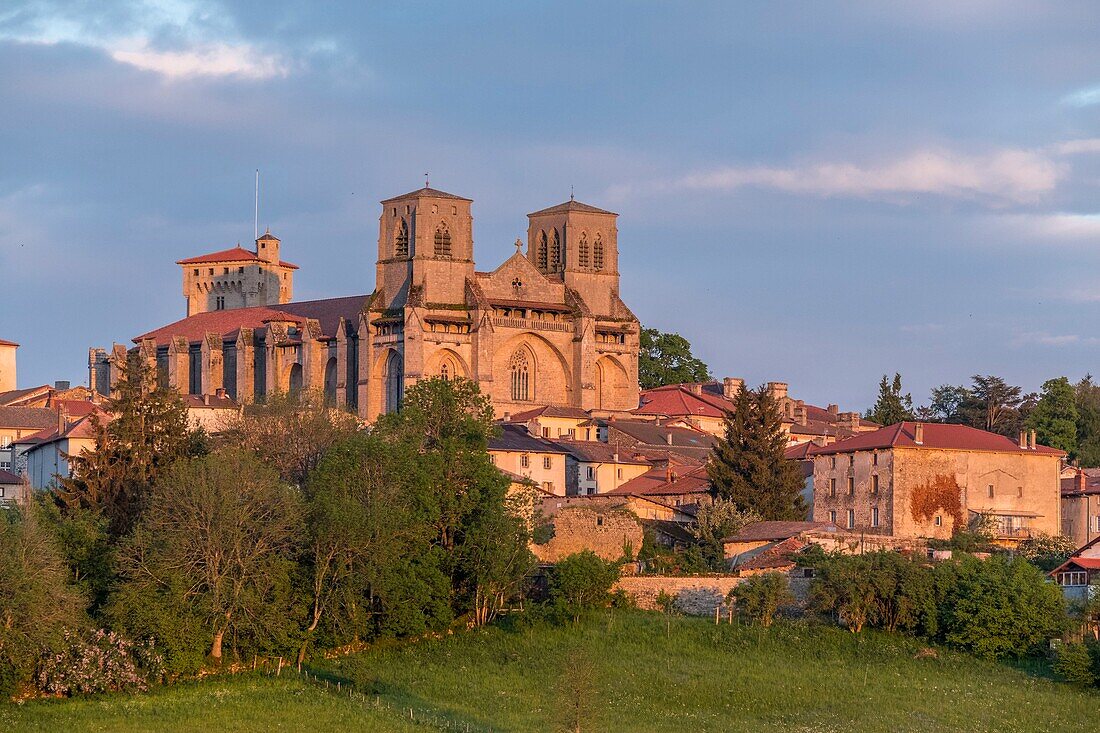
[[4, 1, 1100, 410]]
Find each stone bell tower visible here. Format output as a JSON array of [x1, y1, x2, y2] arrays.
[[527, 198, 620, 316]]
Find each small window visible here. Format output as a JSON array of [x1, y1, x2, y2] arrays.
[[193, 268, 199, 276], [871, 474, 879, 494], [208, 268, 214, 275], [1060, 571, 1087, 587], [223, 267, 229, 274], [520, 454, 530, 469], [934, 515, 942, 527], [848, 455, 855, 467], [489, 454, 496, 465], [617, 468, 623, 479], [542, 481, 553, 493], [846, 509, 855, 529], [872, 451, 878, 466], [830, 478, 837, 497], [831, 456, 837, 469], [596, 516, 604, 527], [1017, 486, 1023, 498], [871, 507, 879, 527], [1095, 515, 1100, 533], [846, 477, 854, 496], [238, 266, 244, 274], [543, 456, 552, 470], [586, 466, 595, 480], [829, 510, 837, 524], [542, 427, 550, 438]]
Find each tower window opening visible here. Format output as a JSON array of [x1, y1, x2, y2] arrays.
[[395, 218, 410, 258], [593, 234, 605, 271], [434, 224, 452, 258], [578, 233, 590, 268]]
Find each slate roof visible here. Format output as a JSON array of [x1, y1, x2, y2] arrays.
[[807, 422, 1065, 457], [553, 439, 652, 465], [723, 521, 835, 544], [133, 294, 370, 346], [527, 200, 616, 216], [605, 464, 712, 497], [381, 187, 472, 203], [0, 406, 57, 430], [177, 245, 298, 269], [488, 424, 569, 454], [1061, 472, 1100, 497]]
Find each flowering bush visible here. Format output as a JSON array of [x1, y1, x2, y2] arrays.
[[35, 628, 165, 696]]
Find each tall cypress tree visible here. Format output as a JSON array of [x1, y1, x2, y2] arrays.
[[707, 384, 807, 520]]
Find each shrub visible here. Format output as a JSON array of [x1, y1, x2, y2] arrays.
[[35, 628, 164, 696], [1016, 533, 1077, 572], [934, 555, 1066, 659], [1053, 642, 1096, 687], [548, 551, 620, 621], [810, 554, 877, 632], [731, 572, 794, 627]]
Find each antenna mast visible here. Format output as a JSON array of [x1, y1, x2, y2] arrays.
[[254, 169, 259, 242]]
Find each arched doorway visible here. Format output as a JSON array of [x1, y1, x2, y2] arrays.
[[288, 363, 303, 396]]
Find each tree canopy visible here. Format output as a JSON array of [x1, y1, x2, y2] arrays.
[[865, 373, 915, 425], [1028, 377, 1077, 454], [638, 327, 711, 389]]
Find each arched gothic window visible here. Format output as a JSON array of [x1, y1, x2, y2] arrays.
[[384, 351, 403, 414], [395, 219, 409, 258], [593, 233, 604, 271], [577, 233, 590, 268], [510, 349, 531, 402], [434, 224, 452, 258], [549, 229, 561, 272], [440, 361, 450, 381], [536, 231, 548, 271]]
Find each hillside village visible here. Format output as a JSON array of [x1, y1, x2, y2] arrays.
[[3, 188, 1099, 599]]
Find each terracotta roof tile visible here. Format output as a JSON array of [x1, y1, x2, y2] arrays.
[[0, 469, 22, 484], [176, 246, 298, 270], [0, 406, 57, 430], [552, 439, 652, 465], [527, 200, 616, 216], [605, 464, 711, 497], [807, 422, 1065, 457]]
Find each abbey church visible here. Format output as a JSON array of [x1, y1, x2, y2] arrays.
[[90, 186, 641, 421]]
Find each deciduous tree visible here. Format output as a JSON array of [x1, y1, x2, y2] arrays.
[[638, 327, 711, 389]]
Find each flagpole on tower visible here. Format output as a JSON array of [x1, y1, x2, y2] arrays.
[[254, 170, 260, 242]]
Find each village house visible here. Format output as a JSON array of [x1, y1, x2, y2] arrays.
[[0, 469, 26, 507], [808, 422, 1064, 545], [183, 390, 242, 433], [605, 463, 713, 512], [503, 405, 600, 441], [488, 423, 568, 496], [1061, 468, 1100, 549], [605, 418, 717, 464], [0, 406, 57, 472], [1049, 535, 1100, 605], [555, 439, 652, 496], [14, 408, 108, 490]]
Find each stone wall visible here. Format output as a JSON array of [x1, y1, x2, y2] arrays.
[[531, 506, 642, 563], [614, 575, 744, 613]]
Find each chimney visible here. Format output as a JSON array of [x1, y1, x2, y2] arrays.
[[1078, 470, 1087, 492], [203, 394, 210, 406], [1028, 429, 1036, 450], [767, 382, 788, 401], [665, 433, 674, 446], [721, 377, 744, 399], [54, 380, 70, 390], [688, 383, 703, 396], [57, 407, 66, 436], [827, 404, 839, 416], [503, 412, 511, 422], [914, 423, 924, 445], [794, 405, 807, 426], [1018, 431, 1027, 449], [612, 452, 619, 463], [215, 387, 226, 398]]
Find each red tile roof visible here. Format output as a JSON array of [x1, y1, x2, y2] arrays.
[[634, 384, 733, 419], [133, 294, 369, 346], [177, 245, 298, 270], [807, 422, 1065, 457], [784, 442, 817, 460], [527, 200, 616, 216], [736, 536, 809, 572], [1061, 471, 1100, 497], [552, 439, 652, 465], [381, 186, 472, 203], [0, 406, 57, 430], [0, 469, 22, 484]]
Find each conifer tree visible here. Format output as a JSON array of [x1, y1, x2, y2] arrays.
[[1028, 377, 1077, 455], [866, 373, 914, 425], [59, 350, 201, 537], [707, 384, 807, 520]]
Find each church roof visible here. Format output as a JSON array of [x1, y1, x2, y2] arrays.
[[133, 294, 370, 346], [257, 230, 280, 241], [177, 246, 298, 270], [527, 200, 616, 217], [381, 186, 472, 203]]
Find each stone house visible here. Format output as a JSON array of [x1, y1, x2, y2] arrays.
[[605, 463, 713, 512], [530, 504, 643, 563], [1061, 468, 1100, 549], [808, 422, 1064, 546], [488, 423, 569, 496], [605, 418, 717, 464], [183, 391, 242, 433], [503, 405, 600, 441], [0, 406, 57, 472]]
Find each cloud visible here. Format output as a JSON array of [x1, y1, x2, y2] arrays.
[[1011, 331, 1099, 348], [1052, 138, 1100, 155], [108, 39, 288, 79], [613, 148, 1063, 206], [1006, 212, 1100, 240], [0, 1, 290, 80], [1062, 86, 1100, 107]]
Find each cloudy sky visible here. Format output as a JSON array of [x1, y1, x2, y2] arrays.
[[4, 1, 1100, 410]]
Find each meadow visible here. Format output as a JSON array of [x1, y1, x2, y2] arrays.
[[6, 611, 1097, 733]]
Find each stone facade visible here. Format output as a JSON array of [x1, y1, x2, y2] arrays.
[[94, 187, 640, 423], [531, 505, 642, 563], [178, 231, 297, 317], [811, 423, 1063, 545]]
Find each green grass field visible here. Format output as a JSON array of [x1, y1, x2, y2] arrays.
[[5, 611, 1097, 732]]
